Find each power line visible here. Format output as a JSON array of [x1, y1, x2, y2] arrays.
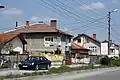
[[71, 0, 107, 25], [48, 0, 108, 32], [31, 0, 107, 32], [111, 33, 120, 42], [111, 27, 120, 37], [40, 0, 82, 21], [55, 0, 107, 26], [71, 23, 106, 31], [47, 0, 106, 24], [78, 0, 104, 16], [64, 15, 107, 30], [34, 0, 108, 29], [34, 0, 71, 19]]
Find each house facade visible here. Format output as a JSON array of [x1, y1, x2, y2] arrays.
[[5, 20, 73, 56], [71, 42, 90, 63], [73, 33, 101, 59], [0, 33, 27, 54], [101, 40, 120, 57]]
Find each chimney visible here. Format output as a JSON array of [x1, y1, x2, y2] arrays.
[[51, 20, 57, 28], [26, 21, 29, 27], [93, 34, 96, 40], [15, 21, 18, 29]]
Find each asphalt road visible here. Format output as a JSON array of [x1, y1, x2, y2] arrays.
[[9, 67, 120, 80], [75, 70, 120, 80]]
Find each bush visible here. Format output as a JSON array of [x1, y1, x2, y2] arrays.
[[111, 59, 120, 66], [100, 56, 110, 65], [48, 66, 71, 74]]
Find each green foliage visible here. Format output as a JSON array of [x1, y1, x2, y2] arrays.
[[100, 56, 110, 65], [48, 66, 71, 74], [0, 64, 112, 79], [0, 77, 4, 80], [3, 43, 13, 52], [111, 58, 120, 66]]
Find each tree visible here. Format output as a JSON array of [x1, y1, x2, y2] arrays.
[[0, 43, 4, 54]]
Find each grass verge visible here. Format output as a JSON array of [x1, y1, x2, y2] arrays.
[[0, 65, 114, 80]]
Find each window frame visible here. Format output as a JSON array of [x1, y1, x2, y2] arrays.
[[77, 39, 81, 43], [44, 36, 54, 42], [89, 46, 97, 52]]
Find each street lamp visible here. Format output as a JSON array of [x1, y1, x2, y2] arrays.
[[108, 9, 118, 56], [0, 5, 5, 9]]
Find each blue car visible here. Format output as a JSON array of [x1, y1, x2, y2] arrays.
[[18, 56, 51, 70]]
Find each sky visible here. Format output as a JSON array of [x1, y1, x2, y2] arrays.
[[0, 0, 120, 44]]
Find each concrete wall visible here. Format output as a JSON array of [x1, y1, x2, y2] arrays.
[[101, 42, 119, 57], [23, 33, 71, 54], [101, 43, 108, 55]]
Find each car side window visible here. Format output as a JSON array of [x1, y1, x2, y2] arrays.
[[33, 57, 38, 61], [39, 57, 43, 61], [43, 57, 48, 61]]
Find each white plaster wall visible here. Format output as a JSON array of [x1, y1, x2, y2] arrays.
[[101, 43, 108, 55], [73, 36, 101, 55], [1, 37, 23, 54], [85, 42, 100, 55]]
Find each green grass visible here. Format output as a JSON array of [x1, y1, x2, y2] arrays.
[[0, 65, 115, 80]]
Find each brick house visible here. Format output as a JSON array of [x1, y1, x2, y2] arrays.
[[0, 33, 27, 54], [4, 20, 73, 61], [73, 33, 101, 60]]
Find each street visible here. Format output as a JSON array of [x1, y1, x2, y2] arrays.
[[8, 67, 120, 80], [75, 70, 120, 80], [0, 69, 48, 76]]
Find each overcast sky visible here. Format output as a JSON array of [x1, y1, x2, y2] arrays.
[[0, 0, 120, 44]]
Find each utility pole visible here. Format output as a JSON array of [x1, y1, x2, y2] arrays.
[[0, 5, 5, 8], [108, 12, 111, 55], [107, 9, 118, 56]]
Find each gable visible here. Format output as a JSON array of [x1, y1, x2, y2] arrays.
[[73, 34, 100, 44], [0, 33, 27, 45]]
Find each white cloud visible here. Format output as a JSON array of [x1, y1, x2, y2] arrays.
[[62, 27, 72, 34], [80, 2, 105, 10], [112, 0, 118, 3], [30, 16, 57, 23], [30, 16, 40, 22], [2, 8, 23, 15]]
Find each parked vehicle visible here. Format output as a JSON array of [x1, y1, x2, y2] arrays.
[[18, 56, 51, 70]]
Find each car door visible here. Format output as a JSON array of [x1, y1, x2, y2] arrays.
[[42, 57, 49, 65], [39, 57, 46, 68], [33, 57, 40, 65]]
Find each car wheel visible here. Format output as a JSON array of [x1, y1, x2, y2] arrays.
[[46, 64, 50, 70], [35, 65, 39, 70]]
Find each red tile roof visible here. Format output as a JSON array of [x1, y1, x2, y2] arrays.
[[6, 24, 73, 37], [71, 43, 89, 50], [0, 33, 27, 44]]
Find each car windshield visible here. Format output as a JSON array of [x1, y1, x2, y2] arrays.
[[27, 57, 38, 60]]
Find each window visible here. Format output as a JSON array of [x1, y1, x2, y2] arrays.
[[44, 37, 54, 42], [39, 57, 43, 61], [110, 49, 114, 53], [86, 38, 89, 43], [89, 46, 97, 52], [78, 39, 81, 43]]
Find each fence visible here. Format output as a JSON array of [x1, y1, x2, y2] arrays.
[[31, 53, 64, 62], [0, 54, 28, 68]]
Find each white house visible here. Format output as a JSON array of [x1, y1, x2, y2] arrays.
[[0, 33, 27, 54], [101, 40, 120, 58], [73, 33, 101, 59]]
